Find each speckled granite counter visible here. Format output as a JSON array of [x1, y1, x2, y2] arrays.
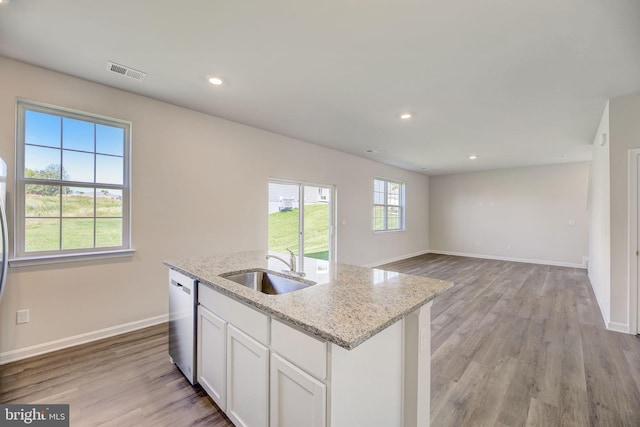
[[164, 251, 452, 350]]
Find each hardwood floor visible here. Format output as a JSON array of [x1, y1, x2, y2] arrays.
[[0, 324, 234, 426], [382, 254, 640, 427], [1, 254, 639, 426]]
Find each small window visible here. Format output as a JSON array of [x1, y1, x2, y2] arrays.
[[373, 177, 405, 232], [14, 99, 131, 260]]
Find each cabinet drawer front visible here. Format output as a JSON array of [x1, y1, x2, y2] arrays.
[[199, 283, 269, 345], [272, 319, 327, 380]]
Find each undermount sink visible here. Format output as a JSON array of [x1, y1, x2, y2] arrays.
[[222, 270, 315, 295]]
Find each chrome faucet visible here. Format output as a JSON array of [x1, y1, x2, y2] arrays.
[[266, 248, 305, 276]]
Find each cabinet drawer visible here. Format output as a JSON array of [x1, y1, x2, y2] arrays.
[[272, 319, 327, 380], [198, 283, 269, 345]]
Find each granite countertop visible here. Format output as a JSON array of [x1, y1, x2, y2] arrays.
[[164, 251, 452, 350]]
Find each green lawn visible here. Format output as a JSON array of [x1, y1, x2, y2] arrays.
[[25, 194, 123, 252], [27, 194, 328, 257], [269, 204, 329, 260]]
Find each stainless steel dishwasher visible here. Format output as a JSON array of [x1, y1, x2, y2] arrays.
[[169, 269, 197, 384]]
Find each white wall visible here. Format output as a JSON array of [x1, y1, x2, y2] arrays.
[[0, 57, 430, 360], [587, 102, 611, 326], [429, 163, 590, 267], [609, 90, 640, 331]]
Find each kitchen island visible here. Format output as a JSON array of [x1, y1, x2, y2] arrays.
[[164, 251, 452, 427]]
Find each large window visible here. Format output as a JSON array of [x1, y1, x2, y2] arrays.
[[14, 99, 131, 261], [373, 177, 405, 232]]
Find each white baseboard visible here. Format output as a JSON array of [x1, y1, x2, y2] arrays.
[[607, 320, 630, 334], [428, 250, 587, 269], [365, 249, 432, 268], [0, 314, 168, 365], [587, 270, 611, 331]]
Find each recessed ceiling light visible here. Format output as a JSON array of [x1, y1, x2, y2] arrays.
[[208, 76, 224, 86], [400, 113, 412, 120], [365, 149, 379, 154], [468, 155, 478, 160]]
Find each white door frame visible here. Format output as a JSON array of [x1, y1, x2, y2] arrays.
[[628, 149, 640, 335], [268, 178, 336, 265]]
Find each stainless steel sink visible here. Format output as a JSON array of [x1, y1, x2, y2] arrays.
[[221, 270, 315, 295]]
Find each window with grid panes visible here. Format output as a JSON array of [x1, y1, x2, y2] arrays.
[[373, 177, 405, 232], [14, 99, 131, 260]]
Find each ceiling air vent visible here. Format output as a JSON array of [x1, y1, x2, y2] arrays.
[[106, 61, 147, 81]]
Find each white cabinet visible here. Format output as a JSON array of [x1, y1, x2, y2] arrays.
[[270, 353, 326, 427], [271, 319, 326, 380], [198, 283, 269, 427], [199, 282, 269, 345], [197, 305, 226, 410], [226, 324, 269, 427], [194, 281, 431, 427], [270, 319, 327, 427]]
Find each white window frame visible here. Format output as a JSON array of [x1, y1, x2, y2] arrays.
[[11, 99, 133, 266], [268, 178, 336, 266], [373, 177, 405, 232]]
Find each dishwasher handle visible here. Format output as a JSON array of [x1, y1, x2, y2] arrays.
[[170, 279, 192, 295]]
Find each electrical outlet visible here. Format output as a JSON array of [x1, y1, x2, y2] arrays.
[[17, 309, 29, 324]]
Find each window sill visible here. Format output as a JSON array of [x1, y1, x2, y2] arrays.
[[9, 249, 136, 268], [373, 229, 406, 234]]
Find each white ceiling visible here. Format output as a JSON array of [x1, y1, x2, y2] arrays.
[[1, 0, 639, 175]]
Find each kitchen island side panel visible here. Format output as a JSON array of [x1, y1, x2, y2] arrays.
[[328, 320, 404, 427]]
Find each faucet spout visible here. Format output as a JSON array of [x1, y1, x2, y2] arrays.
[[286, 248, 296, 271], [265, 254, 293, 271], [266, 248, 305, 277]]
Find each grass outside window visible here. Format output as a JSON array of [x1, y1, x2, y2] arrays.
[[268, 204, 329, 260]]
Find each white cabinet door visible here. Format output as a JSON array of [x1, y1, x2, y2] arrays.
[[270, 353, 326, 427], [197, 305, 227, 411], [226, 324, 269, 427]]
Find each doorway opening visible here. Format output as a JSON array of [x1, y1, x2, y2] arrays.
[[629, 149, 640, 335], [268, 180, 335, 270]]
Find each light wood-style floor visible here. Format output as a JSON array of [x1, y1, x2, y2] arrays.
[[1, 254, 639, 426], [0, 323, 233, 426], [382, 254, 640, 427]]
